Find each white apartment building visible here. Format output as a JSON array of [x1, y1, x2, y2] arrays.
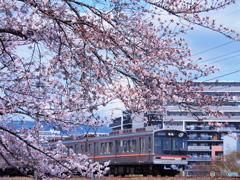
[[109, 81, 240, 176]]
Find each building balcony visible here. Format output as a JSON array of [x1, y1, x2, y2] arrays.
[[188, 146, 211, 151], [188, 139, 223, 143], [188, 156, 211, 161], [165, 125, 183, 130], [109, 119, 133, 129], [188, 135, 221, 140], [186, 125, 238, 131], [123, 119, 132, 125], [109, 121, 121, 128]]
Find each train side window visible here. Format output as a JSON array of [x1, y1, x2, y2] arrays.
[[80, 145, 84, 153], [94, 142, 98, 155], [148, 137, 151, 150], [140, 138, 145, 152], [66, 146, 70, 156], [104, 143, 109, 154], [105, 142, 113, 154], [105, 142, 110, 154], [163, 137, 171, 150], [101, 143, 105, 154], [67, 146, 73, 156], [123, 140, 127, 152], [85, 143, 88, 154], [88, 144, 92, 155], [100, 142, 113, 154], [130, 140, 136, 152], [75, 144, 79, 154], [115, 140, 120, 153], [127, 140, 131, 152], [109, 142, 113, 153]]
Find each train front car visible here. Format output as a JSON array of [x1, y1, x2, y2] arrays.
[[153, 129, 188, 176]]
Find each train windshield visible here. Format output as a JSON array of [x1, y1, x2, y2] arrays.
[[154, 131, 188, 155], [172, 138, 187, 151], [161, 138, 187, 151]]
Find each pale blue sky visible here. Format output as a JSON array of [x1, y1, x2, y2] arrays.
[[98, 1, 240, 117], [14, 1, 240, 119], [185, 1, 240, 82]]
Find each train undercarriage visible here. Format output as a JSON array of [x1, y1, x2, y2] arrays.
[[108, 164, 183, 177]]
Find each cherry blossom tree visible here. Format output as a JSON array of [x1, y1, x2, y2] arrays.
[[0, 0, 239, 179]]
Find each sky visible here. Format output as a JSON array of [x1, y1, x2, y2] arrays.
[[12, 0, 240, 120], [184, 1, 240, 82], [98, 1, 240, 117]]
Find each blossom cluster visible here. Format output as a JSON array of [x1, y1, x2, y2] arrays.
[[0, 0, 238, 178]]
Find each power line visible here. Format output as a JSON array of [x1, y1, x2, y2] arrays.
[[204, 69, 240, 82], [192, 41, 235, 57], [191, 9, 240, 57], [215, 10, 240, 20], [198, 49, 240, 64], [208, 54, 240, 65]]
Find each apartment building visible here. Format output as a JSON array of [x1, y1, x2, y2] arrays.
[[109, 81, 240, 176]]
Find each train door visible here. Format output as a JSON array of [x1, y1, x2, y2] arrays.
[[139, 137, 145, 162], [148, 137, 152, 161]]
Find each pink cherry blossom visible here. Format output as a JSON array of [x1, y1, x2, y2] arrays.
[[0, 0, 238, 178]]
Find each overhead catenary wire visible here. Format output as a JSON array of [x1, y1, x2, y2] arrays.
[[215, 10, 240, 20], [191, 9, 240, 57], [192, 43, 240, 82], [192, 41, 235, 57], [188, 8, 240, 82], [208, 54, 240, 65], [203, 69, 240, 82], [197, 49, 240, 64]]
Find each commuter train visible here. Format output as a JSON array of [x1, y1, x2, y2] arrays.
[[0, 127, 188, 176], [61, 127, 188, 176]]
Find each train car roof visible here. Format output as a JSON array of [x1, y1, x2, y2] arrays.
[[48, 127, 186, 145]]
